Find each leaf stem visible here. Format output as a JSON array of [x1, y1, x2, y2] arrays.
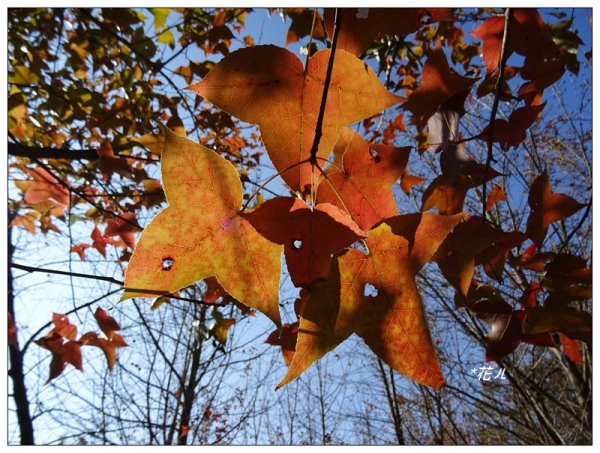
[[482, 8, 513, 222]]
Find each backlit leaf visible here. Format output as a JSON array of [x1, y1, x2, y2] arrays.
[[242, 196, 365, 288], [526, 172, 585, 247], [188, 45, 402, 193], [278, 212, 465, 389], [122, 127, 283, 326], [316, 128, 411, 231]]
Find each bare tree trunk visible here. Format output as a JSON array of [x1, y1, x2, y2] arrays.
[[7, 215, 35, 444]]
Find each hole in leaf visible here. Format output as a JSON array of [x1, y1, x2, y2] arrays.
[[162, 257, 174, 271], [291, 239, 303, 250], [419, 10, 432, 24], [363, 283, 378, 298], [369, 148, 381, 163]]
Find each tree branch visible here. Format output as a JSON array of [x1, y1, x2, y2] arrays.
[[309, 8, 341, 164], [10, 262, 226, 307], [482, 8, 513, 221], [8, 142, 99, 161]]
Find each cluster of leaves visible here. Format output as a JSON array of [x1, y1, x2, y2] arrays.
[[34, 308, 127, 382], [120, 7, 591, 391], [12, 7, 590, 391]]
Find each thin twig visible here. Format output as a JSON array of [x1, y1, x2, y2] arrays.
[[308, 8, 341, 164], [10, 262, 225, 306], [558, 197, 592, 255], [482, 8, 513, 222]]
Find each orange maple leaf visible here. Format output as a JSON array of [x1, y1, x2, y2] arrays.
[[316, 128, 412, 231], [122, 127, 283, 326], [188, 45, 402, 193], [278, 212, 465, 390]]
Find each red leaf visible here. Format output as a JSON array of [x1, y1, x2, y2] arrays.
[[403, 48, 476, 121], [94, 307, 121, 340], [278, 212, 466, 389], [477, 231, 528, 281], [242, 197, 366, 287], [472, 9, 559, 73], [265, 322, 299, 366], [23, 167, 69, 207], [526, 172, 585, 247], [483, 104, 545, 150], [316, 128, 411, 231], [434, 217, 505, 297], [52, 313, 77, 340], [518, 281, 542, 309], [560, 334, 583, 365], [70, 243, 91, 260], [96, 140, 132, 181], [79, 331, 127, 370], [519, 56, 565, 105], [105, 213, 137, 250]]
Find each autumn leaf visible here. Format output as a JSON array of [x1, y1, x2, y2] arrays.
[[403, 48, 476, 122], [476, 231, 528, 281], [23, 167, 69, 207], [203, 276, 236, 304], [519, 56, 565, 105], [94, 307, 121, 340], [482, 104, 545, 150], [560, 334, 583, 365], [400, 171, 425, 195], [105, 213, 137, 250], [79, 331, 128, 370], [434, 217, 505, 297], [518, 281, 542, 309], [242, 196, 365, 288], [122, 127, 283, 326], [316, 128, 411, 231], [70, 243, 91, 260], [526, 172, 585, 247], [265, 322, 299, 366], [96, 140, 132, 181], [91, 226, 117, 257], [323, 8, 453, 56], [284, 8, 326, 45], [211, 316, 236, 345], [35, 314, 84, 382], [485, 184, 507, 212], [472, 9, 559, 74], [52, 313, 78, 340], [471, 300, 555, 361], [278, 212, 466, 390], [421, 164, 501, 215], [522, 306, 591, 345], [188, 45, 402, 193]]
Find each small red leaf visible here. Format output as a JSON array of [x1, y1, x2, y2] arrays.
[[94, 307, 121, 340]]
